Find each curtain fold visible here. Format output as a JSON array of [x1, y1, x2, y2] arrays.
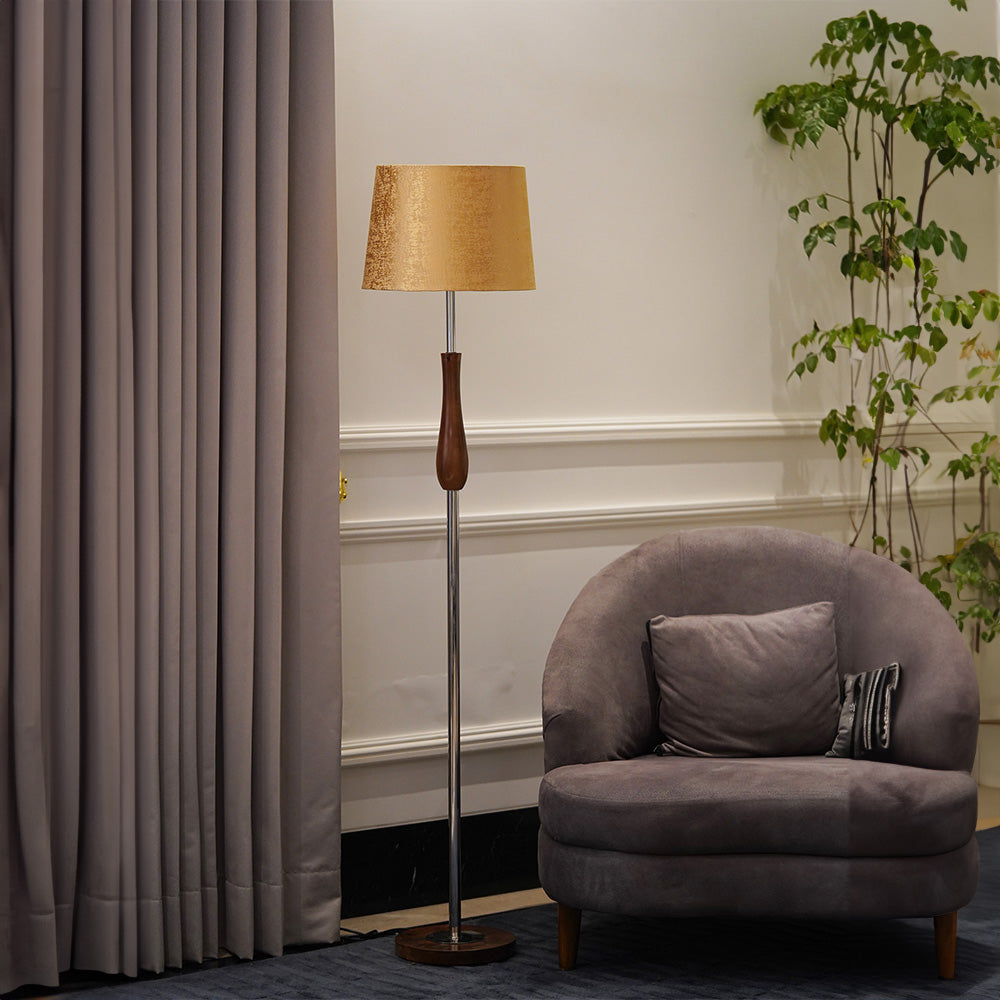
[[0, 1, 342, 992]]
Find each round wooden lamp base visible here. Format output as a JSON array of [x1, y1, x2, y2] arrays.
[[395, 923, 516, 966]]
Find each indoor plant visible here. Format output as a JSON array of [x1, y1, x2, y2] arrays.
[[754, 0, 1000, 648]]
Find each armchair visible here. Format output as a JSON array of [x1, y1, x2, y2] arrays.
[[539, 526, 979, 978]]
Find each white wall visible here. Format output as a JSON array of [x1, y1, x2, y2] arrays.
[[335, 0, 1000, 831]]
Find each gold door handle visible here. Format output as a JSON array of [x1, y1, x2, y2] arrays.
[[339, 471, 348, 503]]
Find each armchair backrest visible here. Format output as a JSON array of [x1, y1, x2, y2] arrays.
[[542, 526, 978, 773]]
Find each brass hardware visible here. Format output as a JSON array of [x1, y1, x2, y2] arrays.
[[339, 471, 348, 503]]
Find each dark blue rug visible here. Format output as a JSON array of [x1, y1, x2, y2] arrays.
[[67, 828, 1000, 999]]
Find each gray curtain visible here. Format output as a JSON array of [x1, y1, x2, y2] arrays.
[[0, 1, 342, 992]]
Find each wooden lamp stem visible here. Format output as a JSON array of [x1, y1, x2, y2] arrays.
[[436, 352, 469, 491]]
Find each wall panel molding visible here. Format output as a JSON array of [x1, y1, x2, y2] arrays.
[[341, 482, 975, 544], [340, 413, 981, 452], [342, 719, 543, 768]]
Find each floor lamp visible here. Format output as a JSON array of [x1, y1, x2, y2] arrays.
[[362, 165, 535, 965]]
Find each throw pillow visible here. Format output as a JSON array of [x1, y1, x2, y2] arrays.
[[825, 662, 901, 760], [648, 602, 840, 757]]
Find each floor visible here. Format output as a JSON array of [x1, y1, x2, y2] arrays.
[[978, 782, 1000, 831], [341, 784, 1000, 938], [341, 887, 554, 936], [16, 785, 1000, 998]]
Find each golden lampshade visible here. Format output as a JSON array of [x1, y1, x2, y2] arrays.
[[362, 165, 535, 292]]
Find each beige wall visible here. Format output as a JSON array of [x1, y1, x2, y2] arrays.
[[335, 0, 1000, 831]]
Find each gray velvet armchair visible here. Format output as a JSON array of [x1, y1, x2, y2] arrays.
[[539, 526, 980, 979]]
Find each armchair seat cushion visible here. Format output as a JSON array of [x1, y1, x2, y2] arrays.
[[539, 754, 977, 858]]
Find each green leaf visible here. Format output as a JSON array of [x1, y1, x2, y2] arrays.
[[929, 326, 948, 351], [950, 230, 968, 262], [768, 124, 790, 145], [817, 194, 828, 210], [803, 231, 819, 257]]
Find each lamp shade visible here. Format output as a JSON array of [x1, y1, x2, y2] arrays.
[[362, 165, 535, 292]]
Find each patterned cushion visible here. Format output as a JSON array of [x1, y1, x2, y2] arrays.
[[826, 663, 901, 760]]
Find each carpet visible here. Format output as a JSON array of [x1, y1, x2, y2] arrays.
[[68, 828, 1000, 999]]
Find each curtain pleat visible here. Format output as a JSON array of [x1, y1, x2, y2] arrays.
[[0, 0, 14, 981], [0, 1, 341, 992], [218, 0, 259, 961], [193, 0, 225, 965], [155, 0, 185, 972], [9, 1, 59, 984], [180, 0, 212, 968], [132, 0, 166, 975], [282, 0, 341, 943], [39, 0, 84, 974], [75, 0, 139, 973], [252, 0, 291, 959]]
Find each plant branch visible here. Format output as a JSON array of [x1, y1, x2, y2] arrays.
[[851, 475, 876, 547], [852, 49, 883, 157], [913, 399, 963, 451], [841, 126, 857, 323], [905, 465, 924, 575], [925, 162, 952, 192], [912, 150, 936, 331], [980, 466, 989, 532]]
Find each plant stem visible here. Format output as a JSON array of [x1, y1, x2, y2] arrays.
[[887, 465, 894, 560], [914, 400, 963, 451], [912, 150, 935, 330], [842, 127, 858, 325], [980, 466, 989, 533], [853, 49, 883, 157], [851, 476, 875, 547], [905, 464, 924, 575], [952, 478, 958, 551]]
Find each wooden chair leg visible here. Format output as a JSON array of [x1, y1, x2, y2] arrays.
[[934, 911, 957, 980], [558, 903, 582, 971]]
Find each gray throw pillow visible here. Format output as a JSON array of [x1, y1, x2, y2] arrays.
[[826, 662, 900, 760], [648, 602, 841, 757]]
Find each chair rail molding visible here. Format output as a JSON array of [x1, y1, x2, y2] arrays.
[[342, 718, 543, 768], [341, 482, 976, 544], [340, 412, 983, 452]]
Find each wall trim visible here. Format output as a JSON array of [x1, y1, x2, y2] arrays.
[[342, 719, 543, 768], [340, 413, 985, 452], [341, 482, 975, 544]]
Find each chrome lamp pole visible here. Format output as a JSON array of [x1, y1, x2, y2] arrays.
[[443, 289, 464, 942]]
